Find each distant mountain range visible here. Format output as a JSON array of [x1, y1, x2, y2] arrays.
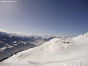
[[0, 31, 58, 61]]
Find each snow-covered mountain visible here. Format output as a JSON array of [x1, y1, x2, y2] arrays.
[[0, 31, 56, 61], [1, 32, 88, 66]]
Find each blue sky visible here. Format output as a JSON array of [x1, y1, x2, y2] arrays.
[[0, 0, 88, 36]]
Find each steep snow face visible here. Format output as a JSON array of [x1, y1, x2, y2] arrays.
[[2, 33, 88, 66]]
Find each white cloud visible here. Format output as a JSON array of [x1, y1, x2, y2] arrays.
[[0, 29, 7, 32]]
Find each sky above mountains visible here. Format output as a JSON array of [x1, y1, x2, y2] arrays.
[[0, 0, 88, 36]]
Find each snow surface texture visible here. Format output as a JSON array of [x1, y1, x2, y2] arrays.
[[1, 33, 88, 66]]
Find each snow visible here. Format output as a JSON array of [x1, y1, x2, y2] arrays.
[[7, 46, 13, 48], [1, 33, 88, 66], [0, 47, 7, 51], [13, 41, 17, 43], [13, 44, 18, 46], [0, 41, 4, 43]]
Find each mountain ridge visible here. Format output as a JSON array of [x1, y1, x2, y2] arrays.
[[1, 32, 88, 66], [0, 31, 57, 61]]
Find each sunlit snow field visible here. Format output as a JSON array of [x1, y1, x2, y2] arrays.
[[0, 33, 88, 66]]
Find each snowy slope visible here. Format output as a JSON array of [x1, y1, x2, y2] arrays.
[[0, 31, 56, 61], [1, 33, 88, 66]]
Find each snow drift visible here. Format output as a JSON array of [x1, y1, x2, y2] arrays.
[[1, 33, 88, 66]]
